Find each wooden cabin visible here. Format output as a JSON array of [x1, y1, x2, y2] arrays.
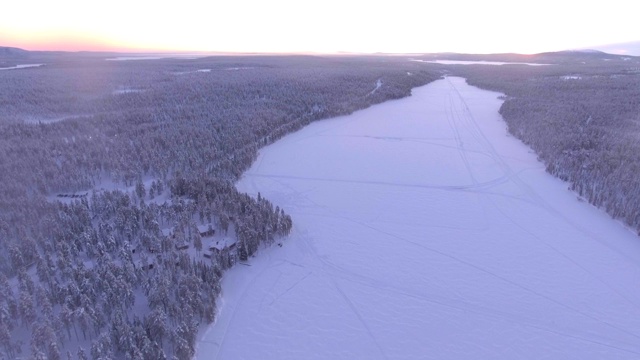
[[200, 228, 215, 237], [175, 242, 189, 251]]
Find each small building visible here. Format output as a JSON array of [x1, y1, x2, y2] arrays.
[[175, 241, 189, 251], [197, 223, 216, 237], [161, 228, 173, 237], [200, 228, 215, 237], [204, 237, 237, 258]]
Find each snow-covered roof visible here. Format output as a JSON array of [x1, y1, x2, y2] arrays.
[[207, 237, 237, 251], [197, 223, 215, 233]]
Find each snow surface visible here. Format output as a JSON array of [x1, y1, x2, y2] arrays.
[[367, 78, 383, 96], [105, 54, 210, 61], [412, 59, 550, 66], [196, 77, 640, 359], [0, 63, 44, 70], [112, 86, 145, 94], [106, 56, 165, 61], [173, 68, 253, 75], [23, 114, 86, 124]]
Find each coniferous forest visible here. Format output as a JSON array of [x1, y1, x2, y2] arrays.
[[0, 52, 439, 359]]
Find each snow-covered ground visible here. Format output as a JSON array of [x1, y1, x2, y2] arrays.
[[411, 59, 550, 66], [106, 56, 165, 61], [0, 63, 44, 70], [112, 86, 145, 94], [105, 53, 210, 61], [368, 78, 383, 96], [196, 77, 640, 359], [173, 68, 254, 75]]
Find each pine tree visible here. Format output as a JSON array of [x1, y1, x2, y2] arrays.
[[77, 347, 88, 360]]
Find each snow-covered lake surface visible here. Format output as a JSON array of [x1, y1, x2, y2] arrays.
[[105, 53, 211, 61], [412, 59, 550, 66], [112, 87, 145, 95], [106, 56, 165, 61], [0, 63, 44, 70], [196, 77, 640, 359]]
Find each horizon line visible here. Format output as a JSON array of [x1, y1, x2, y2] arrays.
[[3, 46, 632, 58]]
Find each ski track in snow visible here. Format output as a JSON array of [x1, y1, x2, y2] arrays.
[[196, 77, 640, 360]]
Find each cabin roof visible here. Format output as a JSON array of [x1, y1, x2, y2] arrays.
[[197, 223, 215, 233], [208, 237, 237, 251]]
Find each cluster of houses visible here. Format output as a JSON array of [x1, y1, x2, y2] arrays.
[[196, 225, 238, 260], [134, 223, 239, 271], [175, 224, 238, 260]]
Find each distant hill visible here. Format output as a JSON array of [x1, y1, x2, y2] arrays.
[[534, 49, 619, 62], [562, 49, 607, 54], [411, 49, 636, 65], [588, 41, 640, 56], [0, 46, 30, 57], [0, 47, 119, 64]]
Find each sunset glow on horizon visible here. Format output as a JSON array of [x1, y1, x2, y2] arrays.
[[2, 0, 639, 55]]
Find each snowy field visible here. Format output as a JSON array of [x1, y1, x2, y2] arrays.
[[411, 59, 550, 66], [0, 63, 44, 70], [105, 54, 210, 61], [196, 77, 640, 359]]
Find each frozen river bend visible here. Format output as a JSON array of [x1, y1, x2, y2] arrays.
[[197, 77, 640, 359]]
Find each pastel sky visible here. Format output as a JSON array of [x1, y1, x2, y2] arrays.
[[1, 0, 638, 54]]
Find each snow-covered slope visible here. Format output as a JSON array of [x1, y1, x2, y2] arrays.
[[196, 77, 640, 359], [586, 41, 640, 56]]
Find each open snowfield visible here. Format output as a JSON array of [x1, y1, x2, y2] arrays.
[[0, 63, 44, 70], [196, 77, 640, 359], [411, 60, 550, 66]]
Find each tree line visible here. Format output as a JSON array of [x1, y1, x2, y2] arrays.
[[451, 55, 640, 234]]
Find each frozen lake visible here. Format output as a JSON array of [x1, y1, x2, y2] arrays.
[[411, 59, 550, 66], [0, 63, 44, 70], [196, 77, 640, 359], [105, 53, 211, 61]]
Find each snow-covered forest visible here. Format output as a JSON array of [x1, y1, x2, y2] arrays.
[[0, 53, 438, 359], [445, 52, 640, 234]]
